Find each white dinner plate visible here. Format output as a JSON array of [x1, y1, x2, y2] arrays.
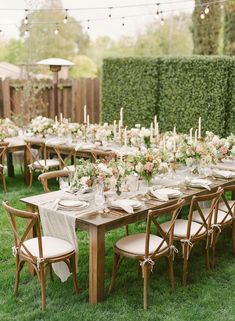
[[59, 200, 85, 207]]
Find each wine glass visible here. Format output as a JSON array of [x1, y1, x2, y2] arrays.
[[94, 183, 105, 213], [59, 177, 69, 192]]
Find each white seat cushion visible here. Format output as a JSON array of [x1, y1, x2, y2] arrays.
[[30, 159, 60, 169], [192, 208, 232, 224], [219, 201, 235, 213], [160, 219, 206, 238], [63, 165, 76, 172], [21, 236, 74, 259], [115, 233, 168, 255]]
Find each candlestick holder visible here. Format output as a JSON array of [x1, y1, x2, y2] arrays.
[[171, 151, 178, 172], [83, 123, 87, 142]]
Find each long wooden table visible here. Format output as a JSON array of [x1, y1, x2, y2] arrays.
[[20, 177, 235, 305], [4, 136, 115, 185]]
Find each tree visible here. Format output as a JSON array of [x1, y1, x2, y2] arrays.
[[3, 39, 25, 64], [192, 0, 222, 54], [224, 1, 235, 55], [69, 55, 98, 78], [18, 0, 90, 64]]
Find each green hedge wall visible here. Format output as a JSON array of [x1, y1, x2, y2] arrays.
[[101, 58, 159, 128], [227, 57, 235, 134], [101, 56, 234, 136]]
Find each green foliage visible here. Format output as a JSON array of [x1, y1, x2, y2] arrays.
[[87, 14, 193, 73], [157, 56, 229, 136], [69, 55, 98, 78], [192, 0, 222, 55], [18, 1, 89, 64], [101, 57, 159, 128], [102, 56, 234, 136], [224, 1, 235, 55], [226, 57, 235, 134]]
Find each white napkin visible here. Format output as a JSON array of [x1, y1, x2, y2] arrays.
[[212, 169, 235, 179], [185, 178, 211, 191], [149, 189, 169, 201], [110, 199, 134, 213]]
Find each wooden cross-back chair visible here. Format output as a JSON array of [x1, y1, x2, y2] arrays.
[[109, 199, 185, 310], [47, 144, 77, 172], [38, 170, 70, 193], [0, 141, 9, 192], [25, 139, 60, 187], [194, 184, 235, 268], [160, 187, 223, 286], [2, 201, 79, 311]]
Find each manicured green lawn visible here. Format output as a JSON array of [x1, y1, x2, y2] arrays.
[[0, 171, 235, 321]]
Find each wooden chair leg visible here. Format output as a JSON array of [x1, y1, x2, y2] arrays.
[[143, 264, 150, 310], [39, 265, 46, 311], [232, 222, 235, 255], [205, 240, 211, 270], [70, 255, 80, 294], [182, 245, 189, 286], [109, 252, 121, 294], [49, 264, 54, 282], [29, 171, 33, 188], [125, 225, 129, 236], [14, 255, 20, 295], [168, 255, 175, 289]]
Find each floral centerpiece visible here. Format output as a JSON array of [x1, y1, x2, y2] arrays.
[[129, 153, 166, 185], [0, 118, 19, 140], [27, 116, 55, 137], [53, 118, 81, 138], [227, 134, 235, 158], [70, 160, 97, 192], [177, 139, 218, 170], [205, 131, 230, 160]]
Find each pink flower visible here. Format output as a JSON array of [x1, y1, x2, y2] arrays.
[[219, 146, 228, 155], [144, 162, 154, 173]]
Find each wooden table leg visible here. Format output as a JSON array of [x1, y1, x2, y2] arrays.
[[24, 146, 30, 185], [89, 225, 105, 304], [26, 205, 37, 276], [7, 152, 15, 177]]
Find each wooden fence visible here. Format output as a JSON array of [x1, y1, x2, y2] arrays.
[[0, 78, 100, 123]]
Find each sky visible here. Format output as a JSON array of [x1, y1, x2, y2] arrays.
[[0, 0, 195, 40]]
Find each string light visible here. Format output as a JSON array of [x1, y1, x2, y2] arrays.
[[121, 17, 125, 27], [160, 17, 165, 25], [63, 9, 68, 24], [204, 5, 210, 14], [200, 11, 205, 19], [24, 9, 29, 25], [155, 3, 160, 17], [24, 28, 29, 36], [54, 25, 59, 35], [87, 19, 90, 30], [108, 7, 112, 20]]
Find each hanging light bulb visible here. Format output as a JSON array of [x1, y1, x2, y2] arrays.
[[24, 9, 29, 25], [87, 19, 90, 30], [155, 3, 160, 18], [54, 25, 59, 35], [64, 9, 68, 24], [200, 11, 205, 19], [24, 28, 29, 36], [160, 17, 164, 25], [204, 5, 209, 14], [108, 7, 112, 20], [121, 17, 125, 27]]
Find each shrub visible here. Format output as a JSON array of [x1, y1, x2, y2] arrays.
[[101, 56, 234, 136]]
